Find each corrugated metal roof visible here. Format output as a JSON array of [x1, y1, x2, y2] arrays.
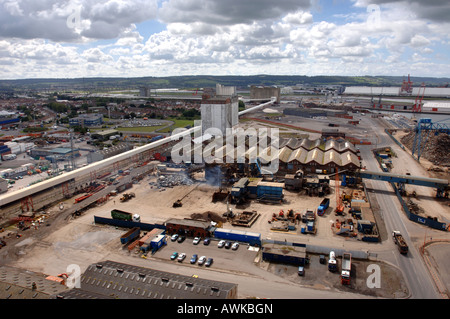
[[344, 86, 450, 97], [278, 147, 293, 163], [305, 149, 324, 164], [287, 148, 308, 163], [0, 266, 68, 299]]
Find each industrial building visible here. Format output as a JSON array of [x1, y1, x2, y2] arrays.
[[343, 86, 450, 97], [55, 260, 238, 299], [87, 144, 132, 164], [139, 86, 152, 97], [69, 113, 103, 127], [182, 136, 360, 175], [90, 129, 119, 141], [0, 265, 69, 299], [165, 218, 215, 238], [200, 86, 239, 135], [29, 147, 80, 162], [422, 102, 450, 113], [250, 86, 281, 104]]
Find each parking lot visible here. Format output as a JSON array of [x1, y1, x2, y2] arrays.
[[152, 236, 260, 275]]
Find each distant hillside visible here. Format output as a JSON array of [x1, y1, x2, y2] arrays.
[[1, 75, 449, 92]]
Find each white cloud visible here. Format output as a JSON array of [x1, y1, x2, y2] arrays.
[[282, 11, 313, 25], [0, 0, 448, 78], [0, 0, 158, 42]]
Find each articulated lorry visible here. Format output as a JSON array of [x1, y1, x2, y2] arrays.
[[111, 209, 141, 222], [392, 231, 408, 254], [341, 252, 352, 285]]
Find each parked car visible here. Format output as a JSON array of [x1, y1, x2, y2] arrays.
[[177, 253, 186, 262], [177, 236, 186, 243], [298, 266, 305, 276], [203, 238, 210, 245], [190, 254, 198, 264], [193, 237, 201, 245], [171, 234, 179, 241], [231, 242, 239, 250], [205, 258, 213, 267], [224, 241, 232, 249], [198, 256, 206, 265], [218, 240, 225, 248], [319, 255, 326, 264], [170, 252, 178, 260]]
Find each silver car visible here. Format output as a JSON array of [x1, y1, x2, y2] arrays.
[[198, 256, 206, 265]]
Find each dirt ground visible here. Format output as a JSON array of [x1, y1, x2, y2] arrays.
[[423, 242, 450, 298], [263, 254, 409, 298]]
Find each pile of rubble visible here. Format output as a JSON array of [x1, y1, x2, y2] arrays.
[[406, 199, 424, 215], [400, 130, 450, 167], [152, 174, 194, 188], [190, 211, 226, 223]]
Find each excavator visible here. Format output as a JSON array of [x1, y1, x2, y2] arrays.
[[120, 192, 135, 202]]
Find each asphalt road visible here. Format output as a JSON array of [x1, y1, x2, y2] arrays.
[[358, 116, 440, 299]]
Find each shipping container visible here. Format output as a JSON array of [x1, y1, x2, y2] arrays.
[[120, 227, 140, 245], [111, 209, 133, 221], [256, 181, 284, 200], [138, 228, 165, 246]]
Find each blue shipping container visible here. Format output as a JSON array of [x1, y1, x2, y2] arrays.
[[257, 183, 283, 198], [120, 227, 140, 245]]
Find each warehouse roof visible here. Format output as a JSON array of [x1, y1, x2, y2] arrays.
[[165, 218, 211, 229], [56, 260, 237, 299], [0, 266, 68, 299], [92, 129, 118, 136]]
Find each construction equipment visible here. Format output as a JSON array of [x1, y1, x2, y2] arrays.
[[173, 199, 182, 208], [120, 192, 135, 202], [392, 231, 408, 254]]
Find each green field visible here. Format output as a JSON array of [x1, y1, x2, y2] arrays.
[[158, 118, 195, 133], [116, 125, 167, 133]]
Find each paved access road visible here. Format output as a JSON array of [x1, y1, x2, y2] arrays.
[[358, 116, 440, 299]]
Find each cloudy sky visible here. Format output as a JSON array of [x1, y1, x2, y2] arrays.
[[0, 0, 449, 79]]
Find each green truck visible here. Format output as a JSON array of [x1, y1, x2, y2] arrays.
[[111, 209, 141, 222]]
